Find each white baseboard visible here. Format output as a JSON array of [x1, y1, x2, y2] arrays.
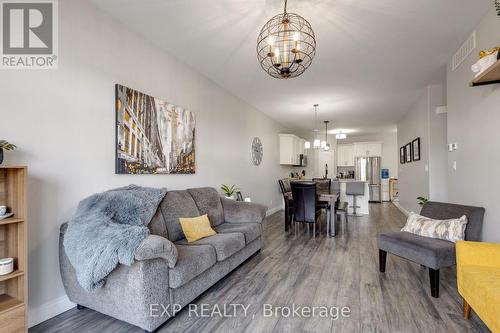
[[266, 205, 283, 216], [28, 295, 75, 328], [393, 202, 410, 216]]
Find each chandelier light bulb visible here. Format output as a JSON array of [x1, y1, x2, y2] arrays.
[[313, 139, 321, 148]]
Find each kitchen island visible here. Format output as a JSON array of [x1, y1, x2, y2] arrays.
[[337, 180, 370, 215]]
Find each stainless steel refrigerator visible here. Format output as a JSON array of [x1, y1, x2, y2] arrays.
[[355, 156, 381, 202]]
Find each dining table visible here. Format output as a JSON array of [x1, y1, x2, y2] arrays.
[[284, 191, 339, 237]]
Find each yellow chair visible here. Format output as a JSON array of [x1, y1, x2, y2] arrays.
[[456, 240, 500, 333]]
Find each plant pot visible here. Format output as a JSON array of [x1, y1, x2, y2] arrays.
[[0, 149, 3, 165], [225, 195, 235, 200]]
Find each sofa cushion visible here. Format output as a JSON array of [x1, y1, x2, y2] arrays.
[[378, 231, 456, 269], [420, 202, 485, 241], [187, 188, 224, 226], [215, 223, 261, 244], [159, 191, 200, 242], [169, 244, 216, 288], [148, 207, 168, 238], [176, 233, 245, 261]]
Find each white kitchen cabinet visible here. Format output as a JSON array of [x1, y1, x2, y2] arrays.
[[337, 144, 354, 166], [279, 134, 305, 165], [353, 142, 382, 157]]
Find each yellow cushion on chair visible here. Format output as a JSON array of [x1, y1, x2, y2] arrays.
[[457, 240, 500, 333], [179, 214, 216, 243]]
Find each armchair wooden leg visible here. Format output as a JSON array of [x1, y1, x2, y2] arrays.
[[463, 299, 471, 319], [429, 268, 440, 298], [379, 249, 387, 272]]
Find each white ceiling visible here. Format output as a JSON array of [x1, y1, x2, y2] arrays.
[[91, 0, 491, 136]]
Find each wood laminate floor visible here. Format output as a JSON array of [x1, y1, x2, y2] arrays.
[[30, 203, 490, 333]]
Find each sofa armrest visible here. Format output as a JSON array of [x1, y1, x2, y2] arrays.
[[456, 240, 500, 268], [59, 224, 174, 331], [135, 235, 178, 268], [221, 198, 267, 223]]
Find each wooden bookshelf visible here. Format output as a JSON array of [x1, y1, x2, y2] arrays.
[[0, 166, 27, 333], [470, 58, 500, 87]]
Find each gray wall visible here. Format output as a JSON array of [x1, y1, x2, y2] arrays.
[[0, 0, 292, 325], [428, 85, 449, 202], [446, 7, 500, 242], [397, 84, 447, 213]]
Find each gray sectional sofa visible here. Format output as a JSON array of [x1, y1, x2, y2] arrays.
[[59, 187, 267, 332]]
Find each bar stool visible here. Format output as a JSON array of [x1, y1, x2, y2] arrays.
[[346, 182, 365, 216]]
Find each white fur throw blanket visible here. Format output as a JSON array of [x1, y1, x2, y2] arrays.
[[63, 185, 167, 292]]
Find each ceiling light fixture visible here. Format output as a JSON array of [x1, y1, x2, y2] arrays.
[[322, 121, 331, 151], [312, 104, 321, 149], [256, 0, 316, 79], [336, 132, 347, 140]]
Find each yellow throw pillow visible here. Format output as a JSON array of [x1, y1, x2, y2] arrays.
[[179, 214, 216, 243]]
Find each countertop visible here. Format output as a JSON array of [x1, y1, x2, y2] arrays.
[[336, 179, 366, 183], [289, 178, 367, 183]]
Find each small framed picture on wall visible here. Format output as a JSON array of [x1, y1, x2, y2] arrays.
[[400, 147, 406, 164], [412, 138, 421, 161], [405, 143, 412, 163]]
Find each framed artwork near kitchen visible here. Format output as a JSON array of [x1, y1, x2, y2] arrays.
[[405, 143, 412, 163], [400, 147, 406, 164], [412, 138, 421, 161]]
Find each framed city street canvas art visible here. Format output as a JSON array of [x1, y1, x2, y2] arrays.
[[400, 146, 406, 164], [115, 84, 196, 174]]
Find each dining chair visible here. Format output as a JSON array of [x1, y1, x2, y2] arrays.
[[290, 182, 323, 237], [312, 178, 331, 195], [278, 179, 294, 230], [331, 180, 348, 232], [331, 180, 341, 195], [313, 178, 331, 211]]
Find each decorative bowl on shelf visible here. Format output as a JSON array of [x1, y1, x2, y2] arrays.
[[0, 213, 14, 220], [0, 257, 14, 275]]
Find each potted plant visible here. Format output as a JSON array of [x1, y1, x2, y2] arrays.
[[220, 184, 239, 200], [0, 141, 16, 165], [417, 196, 428, 207]]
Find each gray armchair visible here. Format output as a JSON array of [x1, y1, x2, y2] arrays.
[[377, 201, 485, 298]]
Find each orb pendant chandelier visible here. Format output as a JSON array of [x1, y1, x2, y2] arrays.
[[257, 0, 316, 79]]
